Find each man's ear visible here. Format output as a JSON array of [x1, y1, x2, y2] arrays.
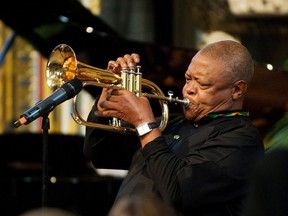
[[232, 80, 247, 100]]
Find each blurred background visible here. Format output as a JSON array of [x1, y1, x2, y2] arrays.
[[0, 0, 288, 215]]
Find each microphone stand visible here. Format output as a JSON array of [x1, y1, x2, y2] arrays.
[[41, 113, 50, 210], [12, 78, 83, 215]]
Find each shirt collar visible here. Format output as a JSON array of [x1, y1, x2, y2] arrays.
[[193, 110, 250, 127]]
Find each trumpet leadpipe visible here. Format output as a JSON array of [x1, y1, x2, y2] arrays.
[[142, 92, 190, 107]]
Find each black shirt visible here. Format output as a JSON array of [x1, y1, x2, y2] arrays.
[[84, 106, 264, 216]]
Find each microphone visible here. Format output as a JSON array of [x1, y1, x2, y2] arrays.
[[13, 78, 83, 128]]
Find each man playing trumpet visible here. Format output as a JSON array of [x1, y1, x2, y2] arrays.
[[84, 40, 264, 216]]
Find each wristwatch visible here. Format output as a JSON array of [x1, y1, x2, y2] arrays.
[[136, 122, 158, 136]]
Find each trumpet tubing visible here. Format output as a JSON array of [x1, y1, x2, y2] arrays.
[[45, 44, 189, 134]]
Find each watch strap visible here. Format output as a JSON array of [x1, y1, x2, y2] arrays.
[[147, 122, 158, 130]]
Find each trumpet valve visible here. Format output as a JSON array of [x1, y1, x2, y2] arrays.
[[167, 90, 174, 102]]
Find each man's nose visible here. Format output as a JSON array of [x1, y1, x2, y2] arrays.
[[185, 82, 197, 95]]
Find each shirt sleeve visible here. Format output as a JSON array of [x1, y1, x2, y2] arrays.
[[83, 99, 139, 170], [140, 126, 264, 211]]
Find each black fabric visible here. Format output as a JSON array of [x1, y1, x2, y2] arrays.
[[84, 101, 264, 216], [242, 149, 288, 216]]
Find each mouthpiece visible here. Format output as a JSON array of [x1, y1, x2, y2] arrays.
[[181, 98, 190, 107]]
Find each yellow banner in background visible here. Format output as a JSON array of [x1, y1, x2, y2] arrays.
[[0, 20, 94, 136]]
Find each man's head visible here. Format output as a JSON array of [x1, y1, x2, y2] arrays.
[[182, 40, 254, 121]]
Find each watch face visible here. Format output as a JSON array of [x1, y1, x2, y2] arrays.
[[137, 123, 152, 136], [136, 122, 158, 136]]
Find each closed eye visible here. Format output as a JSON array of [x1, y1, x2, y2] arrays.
[[198, 83, 212, 90], [185, 78, 191, 83], [185, 75, 192, 83]]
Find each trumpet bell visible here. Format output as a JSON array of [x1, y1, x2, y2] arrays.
[[46, 44, 122, 91], [46, 44, 77, 91]]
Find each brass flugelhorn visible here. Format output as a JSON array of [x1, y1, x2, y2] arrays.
[[45, 44, 189, 134]]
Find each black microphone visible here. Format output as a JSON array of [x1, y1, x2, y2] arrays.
[[13, 78, 83, 128]]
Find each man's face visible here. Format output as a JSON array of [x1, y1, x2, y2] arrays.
[[182, 53, 235, 121]]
